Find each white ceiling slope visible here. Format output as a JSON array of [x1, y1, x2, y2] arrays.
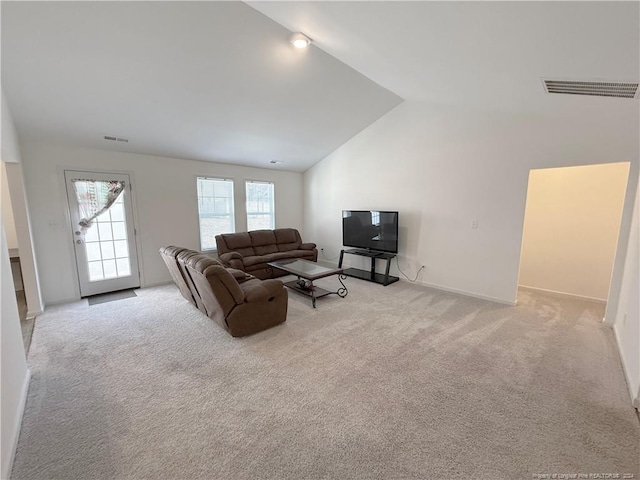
[[250, 1, 639, 115], [1, 2, 402, 172]]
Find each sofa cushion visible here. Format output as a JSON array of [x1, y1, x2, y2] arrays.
[[221, 232, 255, 256], [274, 228, 299, 245], [255, 245, 278, 255], [243, 255, 267, 267], [250, 230, 277, 255], [249, 230, 277, 246], [277, 242, 298, 252]]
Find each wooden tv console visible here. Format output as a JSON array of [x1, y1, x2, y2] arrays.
[[338, 249, 399, 286]]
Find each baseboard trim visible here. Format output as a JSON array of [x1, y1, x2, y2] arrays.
[[3, 368, 31, 480], [25, 309, 41, 321], [518, 285, 607, 304], [612, 323, 638, 406], [407, 279, 517, 306], [141, 281, 173, 289]]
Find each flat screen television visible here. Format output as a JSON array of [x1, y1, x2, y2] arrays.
[[342, 210, 399, 254]]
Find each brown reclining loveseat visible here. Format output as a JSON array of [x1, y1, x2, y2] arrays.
[[215, 228, 317, 280], [159, 246, 288, 337]]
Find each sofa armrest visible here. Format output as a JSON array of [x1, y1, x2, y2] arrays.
[[219, 252, 244, 270], [300, 242, 316, 250], [227, 268, 252, 283], [243, 279, 284, 303]]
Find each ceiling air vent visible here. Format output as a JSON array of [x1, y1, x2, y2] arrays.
[[104, 135, 129, 143], [542, 79, 639, 99]]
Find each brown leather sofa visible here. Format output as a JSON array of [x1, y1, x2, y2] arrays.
[[159, 246, 288, 337], [215, 228, 317, 279]]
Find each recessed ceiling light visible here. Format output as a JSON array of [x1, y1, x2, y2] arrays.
[[290, 32, 312, 49]]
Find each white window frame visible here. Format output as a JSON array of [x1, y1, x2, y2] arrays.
[[196, 177, 235, 251], [245, 180, 275, 231]]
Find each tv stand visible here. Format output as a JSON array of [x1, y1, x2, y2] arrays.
[[338, 249, 399, 286]]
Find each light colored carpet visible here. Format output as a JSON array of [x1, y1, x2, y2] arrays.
[[11, 278, 639, 479]]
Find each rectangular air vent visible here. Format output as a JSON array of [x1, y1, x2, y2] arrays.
[[104, 135, 129, 143], [543, 79, 639, 99]]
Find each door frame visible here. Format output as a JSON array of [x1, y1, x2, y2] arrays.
[[58, 166, 144, 300]]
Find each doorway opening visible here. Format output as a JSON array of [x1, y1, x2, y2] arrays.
[[1, 161, 35, 352], [518, 162, 630, 306]]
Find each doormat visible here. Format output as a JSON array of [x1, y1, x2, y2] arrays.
[[87, 289, 137, 306]]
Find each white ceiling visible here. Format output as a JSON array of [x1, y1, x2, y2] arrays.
[[250, 1, 639, 114], [1, 1, 402, 172], [2, 2, 638, 173]]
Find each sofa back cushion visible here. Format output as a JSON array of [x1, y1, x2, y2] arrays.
[[176, 249, 207, 312], [249, 230, 279, 255], [219, 232, 255, 257], [275, 228, 301, 252], [217, 228, 305, 255], [159, 246, 195, 304], [185, 254, 244, 317]]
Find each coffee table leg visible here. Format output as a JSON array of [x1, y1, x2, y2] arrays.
[[310, 281, 317, 308]]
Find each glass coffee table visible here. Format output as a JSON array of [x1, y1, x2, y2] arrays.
[[267, 259, 348, 308]]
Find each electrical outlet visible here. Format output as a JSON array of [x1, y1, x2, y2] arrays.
[[471, 219, 478, 229]]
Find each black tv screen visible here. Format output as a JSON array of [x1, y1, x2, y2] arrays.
[[342, 210, 399, 253]]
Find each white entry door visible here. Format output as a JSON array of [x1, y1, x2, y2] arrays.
[[65, 171, 140, 297]]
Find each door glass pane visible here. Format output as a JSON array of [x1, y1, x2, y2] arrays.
[[103, 259, 117, 279], [88, 261, 104, 281], [110, 202, 125, 221], [114, 240, 128, 258], [116, 258, 131, 276], [96, 210, 111, 222], [85, 242, 101, 262], [112, 222, 127, 240], [98, 223, 113, 241], [100, 242, 115, 260], [85, 225, 99, 242]]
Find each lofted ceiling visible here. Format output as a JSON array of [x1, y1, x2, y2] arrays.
[[0, 1, 402, 172], [2, 2, 638, 173], [250, 1, 639, 114]]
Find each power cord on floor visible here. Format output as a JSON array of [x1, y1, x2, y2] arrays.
[[395, 257, 425, 283], [319, 248, 341, 261]]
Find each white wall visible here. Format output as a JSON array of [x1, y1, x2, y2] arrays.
[[0, 224, 30, 479], [303, 100, 639, 305], [519, 163, 630, 301], [1, 162, 18, 250], [1, 90, 21, 165], [0, 88, 30, 479], [613, 172, 639, 406], [19, 142, 304, 305]]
